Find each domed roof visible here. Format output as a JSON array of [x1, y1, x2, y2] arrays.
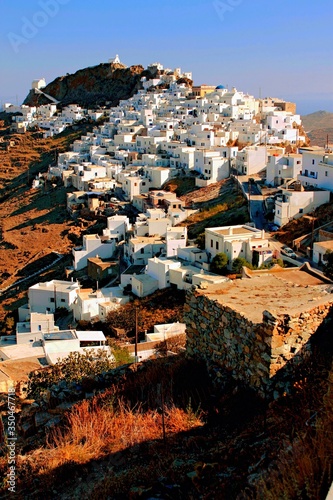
[[216, 85, 225, 89]]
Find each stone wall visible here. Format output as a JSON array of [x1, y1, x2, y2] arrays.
[[184, 288, 333, 397]]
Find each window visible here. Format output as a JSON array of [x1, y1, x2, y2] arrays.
[[61, 298, 65, 303], [140, 248, 144, 254], [216, 242, 219, 250], [312, 159, 315, 165], [211, 239, 213, 248], [325, 171, 328, 177], [50, 297, 55, 303]]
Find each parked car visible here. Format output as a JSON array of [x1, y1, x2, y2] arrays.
[[281, 247, 297, 259]]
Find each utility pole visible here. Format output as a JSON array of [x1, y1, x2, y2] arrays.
[[134, 307, 138, 363], [161, 383, 166, 445], [310, 217, 315, 260], [54, 284, 57, 310]]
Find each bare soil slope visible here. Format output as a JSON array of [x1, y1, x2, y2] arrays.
[[0, 126, 96, 325]]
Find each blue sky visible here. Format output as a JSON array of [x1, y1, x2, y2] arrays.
[[0, 0, 332, 114]]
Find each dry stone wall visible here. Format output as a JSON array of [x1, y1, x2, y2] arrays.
[[184, 288, 333, 397]]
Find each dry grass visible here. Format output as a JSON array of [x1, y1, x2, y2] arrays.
[[0, 398, 204, 494]]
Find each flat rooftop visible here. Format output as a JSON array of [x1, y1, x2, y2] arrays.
[[76, 331, 106, 342], [130, 236, 165, 244], [43, 331, 76, 341], [0, 344, 45, 361], [30, 280, 79, 292], [197, 273, 333, 323], [315, 240, 333, 251], [213, 227, 260, 236]]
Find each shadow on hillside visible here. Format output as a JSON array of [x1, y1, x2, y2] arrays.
[[16, 253, 63, 278], [12, 356, 267, 499], [9, 184, 68, 217], [0, 152, 56, 200], [7, 206, 69, 232]]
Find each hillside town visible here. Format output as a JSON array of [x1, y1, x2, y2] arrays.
[[1, 58, 333, 378]]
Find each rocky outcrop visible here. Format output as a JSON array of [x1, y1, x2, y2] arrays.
[[23, 63, 192, 109], [24, 63, 146, 108]]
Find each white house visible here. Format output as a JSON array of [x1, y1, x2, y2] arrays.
[[15, 312, 59, 346], [298, 151, 333, 191], [125, 235, 166, 265], [72, 287, 130, 322], [169, 265, 229, 290], [26, 280, 80, 315], [135, 217, 171, 237], [177, 246, 209, 269], [32, 78, 46, 90], [143, 166, 172, 188], [131, 274, 159, 298], [274, 187, 330, 227], [235, 146, 268, 175], [146, 257, 182, 289], [103, 215, 130, 242], [194, 149, 236, 186], [205, 225, 269, 268], [43, 330, 112, 365], [165, 226, 187, 257], [313, 240, 333, 265], [73, 235, 116, 271], [122, 176, 149, 201], [266, 153, 303, 186]]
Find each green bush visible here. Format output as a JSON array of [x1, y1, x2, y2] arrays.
[[210, 252, 228, 275], [232, 257, 253, 274], [27, 349, 116, 398]]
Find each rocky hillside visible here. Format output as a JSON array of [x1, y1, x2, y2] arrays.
[[23, 63, 192, 109], [301, 110, 333, 147], [1, 326, 332, 499], [0, 123, 99, 328]]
